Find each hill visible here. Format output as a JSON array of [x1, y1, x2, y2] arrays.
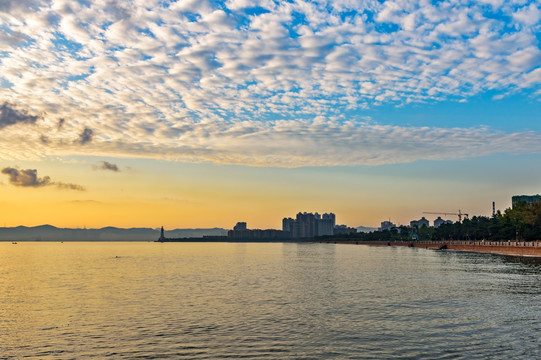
[[356, 225, 378, 233], [0, 226, 228, 241]]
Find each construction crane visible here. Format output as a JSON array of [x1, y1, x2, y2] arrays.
[[423, 210, 469, 222]]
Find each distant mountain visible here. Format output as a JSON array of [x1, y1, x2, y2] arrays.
[[356, 225, 378, 233], [0, 226, 228, 241]]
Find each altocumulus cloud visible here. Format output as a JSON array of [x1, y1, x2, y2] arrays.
[[77, 128, 94, 145], [0, 103, 40, 129], [0, 0, 539, 166], [1, 167, 85, 191], [72, 120, 541, 167]]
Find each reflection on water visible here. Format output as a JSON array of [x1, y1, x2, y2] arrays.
[[501, 254, 541, 266], [1, 242, 540, 359]]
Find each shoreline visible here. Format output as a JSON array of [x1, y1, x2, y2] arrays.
[[6, 238, 541, 258], [325, 240, 541, 257]]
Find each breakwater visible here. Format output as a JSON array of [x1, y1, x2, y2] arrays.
[[325, 240, 541, 257]]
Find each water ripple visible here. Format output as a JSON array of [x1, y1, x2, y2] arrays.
[[1, 242, 540, 359]]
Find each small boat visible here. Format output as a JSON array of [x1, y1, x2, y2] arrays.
[[438, 243, 448, 250], [12, 242, 17, 244]]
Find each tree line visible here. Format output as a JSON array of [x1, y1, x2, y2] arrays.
[[325, 201, 541, 242]]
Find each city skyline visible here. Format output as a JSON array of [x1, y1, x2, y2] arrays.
[[1, 1, 540, 229]]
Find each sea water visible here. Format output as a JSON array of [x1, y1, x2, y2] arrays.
[[1, 242, 540, 359]]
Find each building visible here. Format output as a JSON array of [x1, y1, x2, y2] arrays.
[[379, 220, 396, 231], [433, 217, 453, 228], [228, 222, 289, 240], [233, 222, 247, 231], [512, 195, 541, 208], [318, 213, 336, 236], [282, 217, 295, 233], [293, 212, 319, 238], [282, 212, 337, 238], [333, 225, 357, 235], [410, 217, 429, 228]]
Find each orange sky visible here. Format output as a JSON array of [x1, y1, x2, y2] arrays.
[[2, 155, 536, 230]]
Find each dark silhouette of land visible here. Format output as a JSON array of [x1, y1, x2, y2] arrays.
[[0, 225, 227, 241]]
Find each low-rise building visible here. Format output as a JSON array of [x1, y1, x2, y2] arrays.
[[233, 222, 247, 231], [228, 222, 290, 240], [333, 225, 357, 235]]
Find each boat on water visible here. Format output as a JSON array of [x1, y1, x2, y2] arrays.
[[12, 242, 17, 244]]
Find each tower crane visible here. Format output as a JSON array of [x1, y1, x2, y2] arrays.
[[423, 210, 469, 222]]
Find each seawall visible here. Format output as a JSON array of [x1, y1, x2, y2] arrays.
[[324, 240, 541, 257]]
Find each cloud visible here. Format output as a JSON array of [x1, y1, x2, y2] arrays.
[[28, 119, 536, 167], [77, 128, 93, 145], [1, 167, 85, 190], [0, 103, 40, 129], [0, 1, 539, 166], [55, 182, 86, 191], [513, 3, 541, 26], [0, 30, 29, 49], [93, 161, 120, 172], [1, 167, 50, 187], [57, 118, 65, 131], [69, 200, 102, 204], [0, 0, 41, 14], [1, 112, 541, 167], [40, 135, 50, 144]]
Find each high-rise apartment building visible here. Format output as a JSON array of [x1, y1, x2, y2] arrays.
[[282, 212, 336, 238], [379, 220, 396, 231], [410, 217, 430, 228], [512, 195, 541, 208], [282, 217, 295, 233], [318, 213, 335, 236], [433, 217, 453, 227]]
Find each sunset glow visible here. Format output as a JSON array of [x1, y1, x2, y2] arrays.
[[1, 0, 540, 229]]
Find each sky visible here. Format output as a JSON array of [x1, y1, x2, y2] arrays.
[[0, 0, 540, 230]]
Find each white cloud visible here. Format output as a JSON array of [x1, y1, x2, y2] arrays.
[[508, 46, 541, 71], [0, 0, 539, 166], [1, 113, 541, 167], [513, 3, 541, 25], [478, 0, 505, 8], [170, 0, 214, 15]]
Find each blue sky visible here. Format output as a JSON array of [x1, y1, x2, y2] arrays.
[[0, 0, 540, 228]]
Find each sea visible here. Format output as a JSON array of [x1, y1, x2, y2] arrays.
[[1, 242, 540, 359]]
